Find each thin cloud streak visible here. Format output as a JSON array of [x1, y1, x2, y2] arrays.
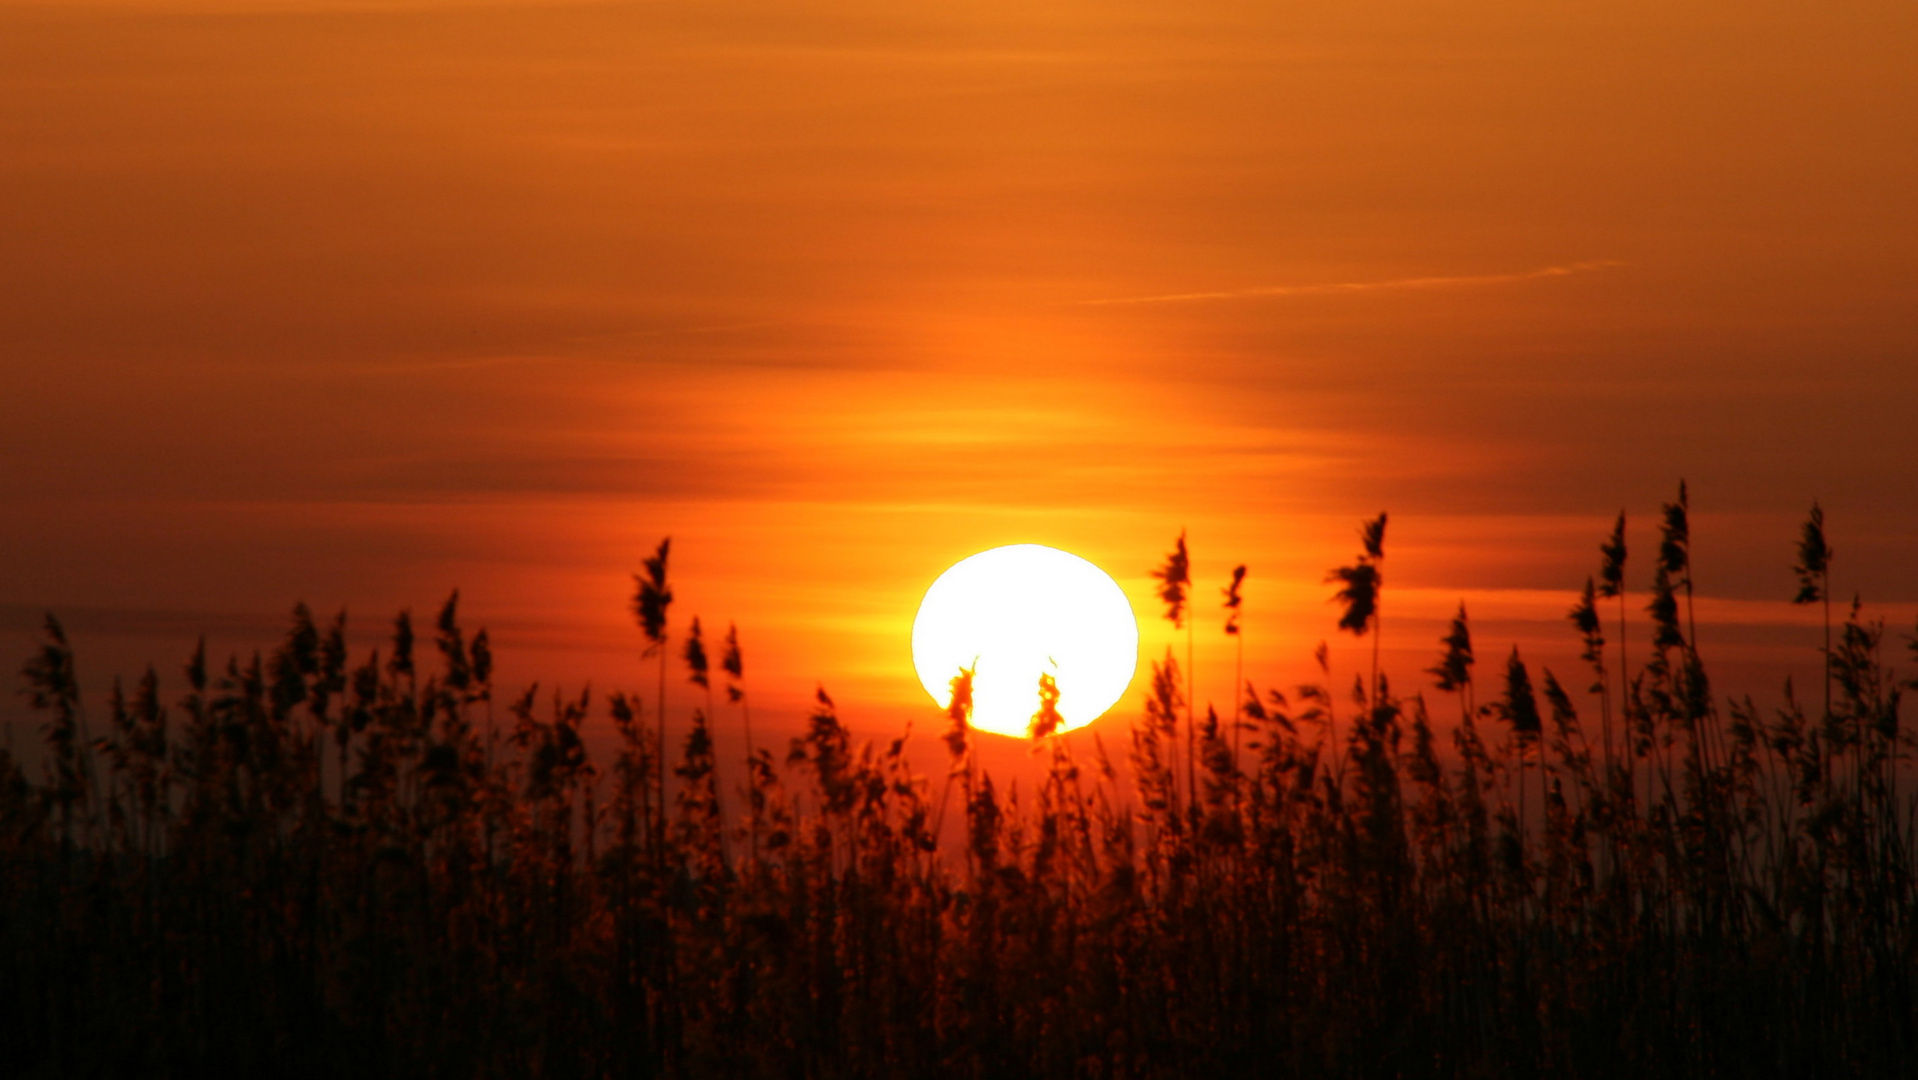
[[1080, 260, 1627, 306]]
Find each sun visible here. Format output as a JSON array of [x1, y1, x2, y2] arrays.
[[911, 544, 1140, 739]]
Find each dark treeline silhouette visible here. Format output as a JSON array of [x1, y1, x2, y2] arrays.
[[2, 488, 1914, 1078]]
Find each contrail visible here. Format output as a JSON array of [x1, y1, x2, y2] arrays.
[[1078, 259, 1625, 306]]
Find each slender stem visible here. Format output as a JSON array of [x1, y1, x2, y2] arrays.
[[741, 691, 757, 867], [1518, 740, 1528, 878], [1684, 574, 1698, 660], [657, 646, 667, 861], [1231, 632, 1244, 809], [1598, 656, 1614, 786], [705, 683, 719, 865], [1186, 618, 1196, 816], [1619, 590, 1634, 822], [1823, 582, 1832, 722], [1682, 568, 1720, 778], [1371, 597, 1382, 711]]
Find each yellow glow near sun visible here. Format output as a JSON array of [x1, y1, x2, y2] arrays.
[[911, 544, 1139, 738]]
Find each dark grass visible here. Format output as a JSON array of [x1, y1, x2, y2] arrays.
[[2, 508, 1915, 1079]]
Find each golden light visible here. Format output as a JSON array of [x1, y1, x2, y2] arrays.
[[910, 544, 1139, 738]]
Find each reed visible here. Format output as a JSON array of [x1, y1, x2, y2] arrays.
[[3, 495, 1915, 1078], [1223, 564, 1247, 800], [1152, 531, 1194, 810], [634, 537, 674, 857], [1794, 502, 1835, 720], [1326, 513, 1385, 704]]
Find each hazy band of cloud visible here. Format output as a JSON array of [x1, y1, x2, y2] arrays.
[[1079, 260, 1627, 306]]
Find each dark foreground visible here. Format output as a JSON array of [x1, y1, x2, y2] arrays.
[[4, 513, 1915, 1078]]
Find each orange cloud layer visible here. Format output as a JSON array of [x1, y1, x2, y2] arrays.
[[2, 0, 1913, 755]]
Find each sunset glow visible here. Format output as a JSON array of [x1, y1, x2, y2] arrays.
[[4, 1, 1917, 1073], [0, 0, 1911, 740]]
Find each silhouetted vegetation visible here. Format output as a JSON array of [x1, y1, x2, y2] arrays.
[[3, 490, 1915, 1078]]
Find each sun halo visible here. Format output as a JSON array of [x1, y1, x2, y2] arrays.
[[910, 544, 1139, 739]]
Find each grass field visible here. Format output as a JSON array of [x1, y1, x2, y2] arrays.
[[3, 495, 1913, 1078]]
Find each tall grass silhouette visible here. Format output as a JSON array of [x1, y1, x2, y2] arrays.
[[1152, 531, 1194, 810], [1795, 502, 1835, 719], [3, 495, 1915, 1078], [1326, 516, 1384, 675], [634, 536, 673, 856], [1223, 563, 1247, 791]]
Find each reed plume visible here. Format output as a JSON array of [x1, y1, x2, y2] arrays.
[[19, 615, 87, 850], [720, 622, 756, 862], [1223, 563, 1247, 789], [1427, 601, 1475, 722], [934, 665, 974, 850], [1360, 513, 1387, 704], [1498, 646, 1543, 866], [1153, 531, 1195, 810], [1029, 671, 1064, 740], [1569, 576, 1612, 773], [1661, 482, 1695, 649], [1793, 501, 1834, 719], [633, 536, 673, 852], [1326, 512, 1386, 703]]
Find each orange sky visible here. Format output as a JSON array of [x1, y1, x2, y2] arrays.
[[3, 0, 1915, 764]]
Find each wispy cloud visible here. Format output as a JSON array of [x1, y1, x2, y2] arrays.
[[1079, 260, 1625, 306]]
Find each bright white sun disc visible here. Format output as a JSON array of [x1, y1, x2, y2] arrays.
[[911, 544, 1139, 738]]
